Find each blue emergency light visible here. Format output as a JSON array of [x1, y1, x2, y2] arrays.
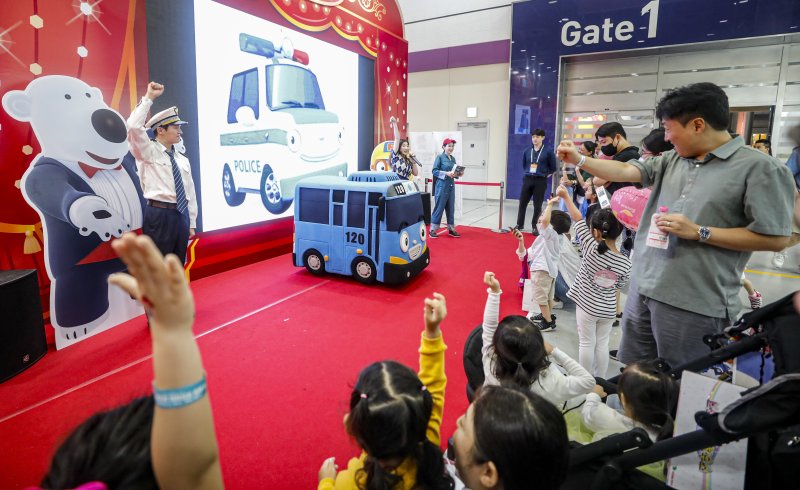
[[239, 33, 275, 58]]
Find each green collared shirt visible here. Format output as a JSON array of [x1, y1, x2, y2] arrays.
[[627, 136, 794, 319]]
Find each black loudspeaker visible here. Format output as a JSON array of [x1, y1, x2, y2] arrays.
[[421, 192, 432, 225], [0, 270, 47, 383]]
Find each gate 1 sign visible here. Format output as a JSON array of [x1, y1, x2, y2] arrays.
[[561, 0, 658, 47], [507, 0, 800, 199]]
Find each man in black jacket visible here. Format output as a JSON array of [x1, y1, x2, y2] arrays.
[[516, 128, 557, 235], [594, 122, 639, 196]]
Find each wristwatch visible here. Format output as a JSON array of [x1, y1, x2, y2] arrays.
[[697, 226, 711, 242]]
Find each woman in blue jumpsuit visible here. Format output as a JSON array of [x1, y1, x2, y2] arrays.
[[430, 138, 460, 238]]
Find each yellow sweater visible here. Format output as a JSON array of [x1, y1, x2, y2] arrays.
[[318, 333, 447, 490]]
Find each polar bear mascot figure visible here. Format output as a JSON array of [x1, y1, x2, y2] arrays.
[[3, 75, 145, 347]]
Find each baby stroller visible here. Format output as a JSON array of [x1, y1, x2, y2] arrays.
[[562, 292, 800, 490]]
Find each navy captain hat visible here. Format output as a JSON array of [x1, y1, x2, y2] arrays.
[[146, 106, 188, 129]]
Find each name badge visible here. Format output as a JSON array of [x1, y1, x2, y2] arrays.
[[531, 164, 538, 173], [596, 186, 611, 209]]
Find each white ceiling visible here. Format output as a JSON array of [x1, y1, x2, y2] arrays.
[[396, 0, 514, 25]]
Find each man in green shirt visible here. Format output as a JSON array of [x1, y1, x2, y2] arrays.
[[556, 82, 794, 367]]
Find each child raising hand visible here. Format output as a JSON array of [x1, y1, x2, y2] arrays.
[[318, 293, 453, 490]]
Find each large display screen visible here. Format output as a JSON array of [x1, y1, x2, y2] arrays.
[[194, 0, 359, 231]]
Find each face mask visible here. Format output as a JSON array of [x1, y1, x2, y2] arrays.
[[600, 140, 617, 156]]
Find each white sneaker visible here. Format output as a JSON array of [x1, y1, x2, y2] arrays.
[[772, 251, 786, 269], [551, 300, 564, 310]]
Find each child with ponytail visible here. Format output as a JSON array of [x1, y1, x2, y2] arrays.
[[556, 185, 631, 377], [582, 360, 679, 479], [318, 293, 454, 490], [481, 271, 594, 407]]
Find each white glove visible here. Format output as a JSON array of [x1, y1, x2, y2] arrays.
[[68, 195, 130, 241]]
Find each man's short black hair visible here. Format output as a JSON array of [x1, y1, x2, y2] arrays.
[[754, 138, 772, 156], [156, 123, 176, 134], [655, 82, 730, 131], [531, 128, 546, 137], [595, 122, 626, 140]]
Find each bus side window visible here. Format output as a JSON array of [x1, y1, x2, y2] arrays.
[[228, 68, 259, 124], [368, 193, 381, 206], [299, 188, 331, 224], [347, 191, 366, 228]]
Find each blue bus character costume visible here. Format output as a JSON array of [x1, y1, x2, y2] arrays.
[[516, 130, 557, 235], [430, 138, 460, 238], [293, 172, 430, 284], [3, 75, 145, 341], [127, 83, 198, 265]]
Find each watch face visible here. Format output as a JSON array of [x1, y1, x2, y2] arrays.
[[699, 227, 711, 241]]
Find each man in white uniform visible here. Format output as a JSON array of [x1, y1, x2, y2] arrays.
[[127, 82, 198, 264]]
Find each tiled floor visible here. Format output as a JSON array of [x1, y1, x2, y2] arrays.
[[457, 198, 800, 378]]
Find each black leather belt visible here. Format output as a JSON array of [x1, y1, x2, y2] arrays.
[[147, 199, 178, 210]]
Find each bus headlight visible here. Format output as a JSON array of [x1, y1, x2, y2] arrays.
[[288, 129, 301, 153], [400, 231, 410, 253], [419, 223, 427, 242]]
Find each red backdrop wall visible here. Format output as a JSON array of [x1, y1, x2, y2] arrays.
[[0, 0, 407, 346]]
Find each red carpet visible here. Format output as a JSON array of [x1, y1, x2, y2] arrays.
[[0, 226, 533, 489]]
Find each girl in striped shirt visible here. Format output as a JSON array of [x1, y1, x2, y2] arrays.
[[556, 185, 631, 377]]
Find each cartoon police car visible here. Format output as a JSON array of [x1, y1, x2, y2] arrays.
[[221, 33, 348, 214]]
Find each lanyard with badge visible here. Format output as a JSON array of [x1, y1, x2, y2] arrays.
[[596, 185, 611, 209], [531, 146, 543, 174]]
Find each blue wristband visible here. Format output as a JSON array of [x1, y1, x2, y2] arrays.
[[153, 375, 207, 409]]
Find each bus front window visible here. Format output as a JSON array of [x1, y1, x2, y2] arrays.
[[385, 195, 424, 232], [265, 64, 325, 111]]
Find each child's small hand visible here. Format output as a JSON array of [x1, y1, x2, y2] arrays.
[[389, 116, 397, 126], [318, 457, 338, 482], [591, 385, 607, 397], [547, 196, 560, 206], [483, 271, 501, 293], [109, 233, 194, 333], [512, 228, 524, 242], [555, 184, 569, 199], [423, 292, 447, 334], [543, 340, 554, 354]]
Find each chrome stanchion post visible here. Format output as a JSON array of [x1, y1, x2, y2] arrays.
[[492, 181, 511, 234]]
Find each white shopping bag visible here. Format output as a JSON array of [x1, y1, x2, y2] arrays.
[[521, 279, 541, 314], [666, 371, 748, 490]]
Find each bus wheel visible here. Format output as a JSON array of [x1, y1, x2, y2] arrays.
[[303, 249, 326, 276], [351, 257, 376, 284], [222, 164, 246, 206], [260, 164, 292, 214]]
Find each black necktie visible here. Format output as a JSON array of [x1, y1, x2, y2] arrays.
[[166, 148, 188, 214]]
